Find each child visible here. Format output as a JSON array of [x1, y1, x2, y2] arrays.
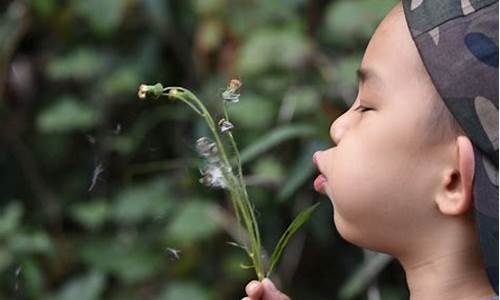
[[242, 0, 498, 299]]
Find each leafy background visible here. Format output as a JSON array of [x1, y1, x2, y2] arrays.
[[0, 0, 409, 299]]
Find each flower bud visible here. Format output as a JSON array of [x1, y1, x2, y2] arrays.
[[229, 79, 242, 91], [137, 83, 164, 100], [222, 79, 242, 103]]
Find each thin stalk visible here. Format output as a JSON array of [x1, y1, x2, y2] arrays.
[[223, 101, 263, 278], [162, 88, 204, 116], [171, 89, 264, 279]]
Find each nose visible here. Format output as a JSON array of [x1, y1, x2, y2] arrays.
[[329, 111, 350, 145]]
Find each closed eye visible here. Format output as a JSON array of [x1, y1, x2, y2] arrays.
[[354, 105, 373, 113]]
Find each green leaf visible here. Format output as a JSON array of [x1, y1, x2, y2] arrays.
[[0, 201, 23, 237], [266, 202, 320, 277], [222, 251, 249, 279], [79, 238, 163, 284], [29, 0, 56, 18], [240, 124, 316, 164], [227, 93, 275, 129], [166, 200, 221, 245], [36, 96, 99, 133], [338, 252, 393, 300], [283, 87, 321, 116], [8, 231, 53, 254], [278, 141, 328, 200], [197, 20, 224, 51], [191, 0, 225, 16], [157, 281, 210, 300], [100, 67, 140, 97], [0, 248, 13, 273], [71, 0, 127, 36], [22, 259, 45, 298], [335, 53, 363, 104], [112, 178, 172, 223], [237, 28, 312, 76], [47, 48, 106, 80], [53, 271, 105, 300], [252, 156, 285, 183], [323, 0, 397, 47], [70, 200, 109, 229]]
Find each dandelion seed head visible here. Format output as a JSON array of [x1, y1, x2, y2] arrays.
[[195, 137, 218, 157], [199, 165, 227, 189], [222, 89, 240, 103], [199, 173, 213, 186], [218, 118, 234, 133]]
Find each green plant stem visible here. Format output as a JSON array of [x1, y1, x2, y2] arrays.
[[165, 87, 264, 280], [222, 101, 262, 270], [162, 88, 203, 115]]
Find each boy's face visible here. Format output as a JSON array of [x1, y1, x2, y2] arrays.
[[314, 4, 454, 254]]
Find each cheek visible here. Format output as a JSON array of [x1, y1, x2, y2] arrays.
[[327, 145, 395, 220], [323, 135, 430, 247]]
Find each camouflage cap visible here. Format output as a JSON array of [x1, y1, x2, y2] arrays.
[[402, 0, 498, 294]]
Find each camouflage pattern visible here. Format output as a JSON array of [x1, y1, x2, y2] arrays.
[[402, 0, 498, 294]]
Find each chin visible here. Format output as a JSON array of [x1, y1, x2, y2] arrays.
[[332, 214, 388, 252]]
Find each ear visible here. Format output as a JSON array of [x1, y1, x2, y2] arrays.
[[435, 136, 475, 216]]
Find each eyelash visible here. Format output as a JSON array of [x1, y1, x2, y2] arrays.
[[354, 105, 373, 113]]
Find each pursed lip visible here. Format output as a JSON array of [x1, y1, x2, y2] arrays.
[[312, 151, 327, 194]]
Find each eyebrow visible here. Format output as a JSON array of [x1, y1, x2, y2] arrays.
[[356, 67, 380, 84]]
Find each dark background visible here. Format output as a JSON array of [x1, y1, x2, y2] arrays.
[[0, 0, 409, 299]]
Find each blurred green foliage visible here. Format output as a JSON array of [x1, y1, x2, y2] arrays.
[[0, 0, 408, 299]]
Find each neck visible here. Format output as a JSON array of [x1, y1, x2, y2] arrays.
[[396, 215, 496, 300]]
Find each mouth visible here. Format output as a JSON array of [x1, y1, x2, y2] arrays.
[[312, 151, 327, 194]]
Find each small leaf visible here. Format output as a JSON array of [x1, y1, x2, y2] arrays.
[[278, 141, 328, 200], [0, 248, 13, 273], [70, 200, 109, 229], [227, 93, 275, 129], [283, 87, 321, 116], [157, 281, 210, 300], [8, 231, 53, 254], [239, 263, 255, 269], [53, 271, 105, 300], [47, 48, 106, 80], [323, 0, 397, 47], [79, 238, 162, 284], [71, 0, 127, 36], [338, 252, 393, 300], [112, 178, 172, 223], [0, 201, 23, 237], [266, 202, 320, 277], [336, 53, 363, 105], [240, 124, 316, 164], [36, 96, 98, 133], [238, 28, 312, 76], [226, 241, 247, 251], [252, 156, 285, 183], [166, 200, 221, 245]]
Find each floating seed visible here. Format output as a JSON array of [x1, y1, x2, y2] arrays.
[[218, 118, 234, 133]]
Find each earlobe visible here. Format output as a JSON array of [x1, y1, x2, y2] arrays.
[[435, 136, 475, 216]]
